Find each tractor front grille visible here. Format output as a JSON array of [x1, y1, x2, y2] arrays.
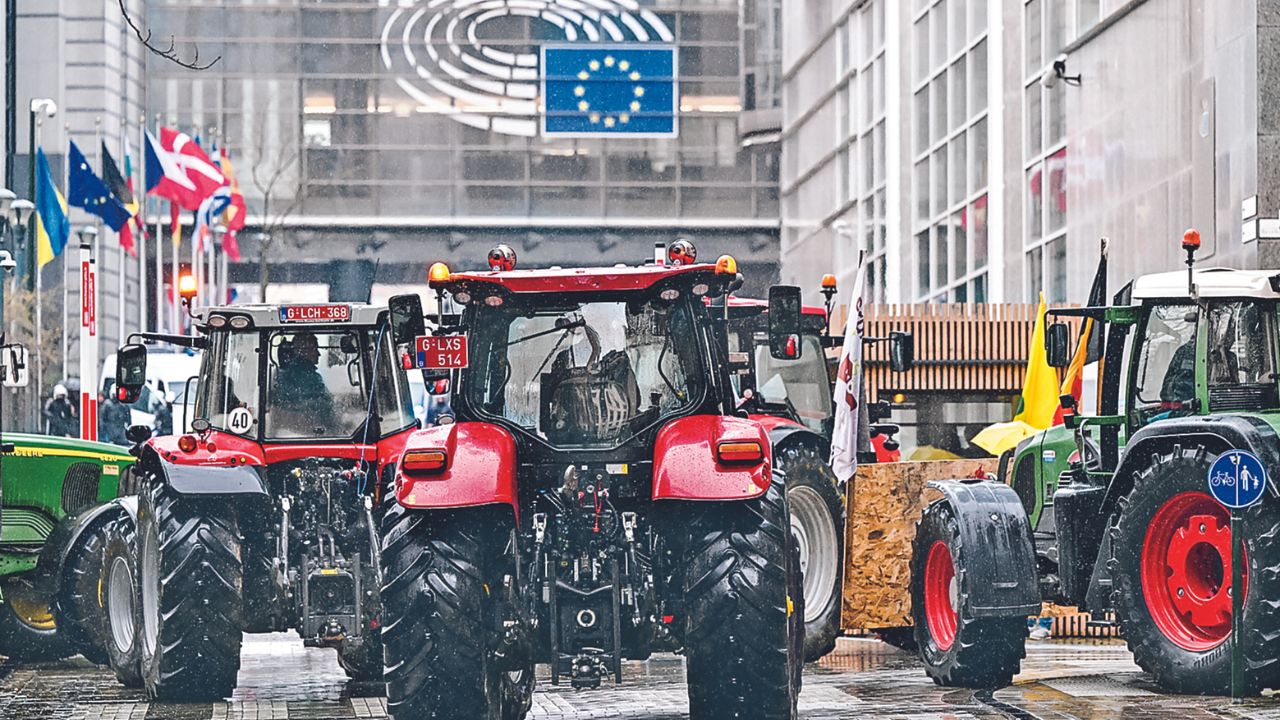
[[61, 462, 103, 515]]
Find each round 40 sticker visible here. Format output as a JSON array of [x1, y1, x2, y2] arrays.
[[227, 407, 255, 435]]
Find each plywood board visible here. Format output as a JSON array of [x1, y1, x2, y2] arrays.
[[840, 459, 999, 631]]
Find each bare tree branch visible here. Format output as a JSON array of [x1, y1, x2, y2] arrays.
[[119, 0, 220, 71]]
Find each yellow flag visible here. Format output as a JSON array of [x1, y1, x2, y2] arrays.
[[1013, 293, 1060, 430]]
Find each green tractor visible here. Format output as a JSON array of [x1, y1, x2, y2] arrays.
[[0, 432, 135, 662], [918, 237, 1280, 694]]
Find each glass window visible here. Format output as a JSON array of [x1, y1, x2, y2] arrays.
[[1027, 164, 1044, 239], [374, 331, 416, 435], [950, 57, 967, 125], [971, 39, 988, 112], [1025, 0, 1043, 76], [1027, 246, 1044, 301], [753, 335, 833, 436], [1207, 302, 1279, 390], [1047, 147, 1068, 232], [972, 195, 989, 268], [1048, 235, 1067, 303], [1026, 83, 1043, 156], [1132, 304, 1199, 422], [914, 88, 930, 151], [266, 330, 370, 440], [914, 18, 930, 83], [467, 296, 704, 448], [196, 331, 261, 436], [917, 229, 931, 293], [952, 210, 967, 279], [970, 117, 988, 189]]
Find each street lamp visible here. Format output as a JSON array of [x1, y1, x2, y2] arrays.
[[0, 188, 14, 222]]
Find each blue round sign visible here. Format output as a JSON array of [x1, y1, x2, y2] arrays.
[[1207, 450, 1268, 509]]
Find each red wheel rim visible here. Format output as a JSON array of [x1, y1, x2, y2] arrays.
[[1140, 491, 1245, 651], [923, 540, 958, 650]]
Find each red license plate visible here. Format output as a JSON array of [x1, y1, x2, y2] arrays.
[[278, 304, 352, 323], [414, 335, 468, 368]]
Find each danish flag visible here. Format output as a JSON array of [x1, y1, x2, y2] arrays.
[[144, 127, 225, 211]]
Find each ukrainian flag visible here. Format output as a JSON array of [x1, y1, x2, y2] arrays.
[[34, 148, 69, 269]]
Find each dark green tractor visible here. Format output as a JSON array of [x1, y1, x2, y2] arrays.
[[930, 241, 1280, 694], [0, 432, 136, 662]]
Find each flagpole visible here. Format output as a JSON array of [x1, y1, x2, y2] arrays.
[[136, 115, 147, 333], [153, 114, 165, 335]]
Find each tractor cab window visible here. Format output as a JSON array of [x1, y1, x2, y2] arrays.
[[1206, 301, 1280, 410], [753, 334, 833, 436], [1131, 303, 1198, 425], [196, 331, 262, 435], [265, 330, 369, 439], [467, 295, 705, 448]]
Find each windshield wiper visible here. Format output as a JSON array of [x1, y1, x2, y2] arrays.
[[508, 318, 584, 346]]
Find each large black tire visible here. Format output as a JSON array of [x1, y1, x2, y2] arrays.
[[58, 517, 113, 665], [1112, 445, 1280, 695], [775, 443, 843, 661], [102, 517, 143, 687], [0, 580, 74, 661], [380, 504, 531, 720], [137, 480, 243, 701], [910, 499, 1026, 688], [682, 473, 799, 720]]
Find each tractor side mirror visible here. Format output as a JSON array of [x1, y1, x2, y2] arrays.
[[889, 331, 914, 373], [1046, 322, 1071, 368], [125, 424, 152, 445], [767, 285, 803, 361], [427, 378, 450, 396], [115, 343, 148, 404], [388, 294, 426, 346]]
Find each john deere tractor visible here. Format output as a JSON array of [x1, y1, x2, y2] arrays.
[[0, 432, 135, 663], [914, 234, 1280, 694]]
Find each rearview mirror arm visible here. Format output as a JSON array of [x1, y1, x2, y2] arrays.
[[126, 331, 208, 349]]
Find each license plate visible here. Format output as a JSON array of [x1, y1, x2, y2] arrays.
[[279, 304, 352, 323], [414, 335, 468, 369]]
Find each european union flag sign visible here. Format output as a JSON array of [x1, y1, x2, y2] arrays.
[[542, 45, 678, 137]]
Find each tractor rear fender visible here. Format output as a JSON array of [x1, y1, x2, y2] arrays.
[[142, 446, 269, 496], [766, 423, 830, 464], [652, 415, 772, 501], [24, 497, 137, 606], [1099, 415, 1280, 520], [927, 479, 1042, 618], [395, 422, 518, 515]]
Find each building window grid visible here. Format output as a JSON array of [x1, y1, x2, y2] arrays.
[[839, 2, 887, 304], [1023, 0, 1073, 304], [910, 0, 989, 303]]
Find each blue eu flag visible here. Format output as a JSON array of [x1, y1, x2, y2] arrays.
[[542, 45, 677, 137]]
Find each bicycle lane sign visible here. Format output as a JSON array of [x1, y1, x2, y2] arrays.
[[1208, 450, 1267, 509]]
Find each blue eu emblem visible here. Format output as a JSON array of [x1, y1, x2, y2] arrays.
[[541, 45, 678, 137]]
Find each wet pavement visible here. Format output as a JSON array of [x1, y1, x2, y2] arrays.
[[2, 634, 1280, 719]]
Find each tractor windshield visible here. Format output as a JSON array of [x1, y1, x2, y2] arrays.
[[466, 295, 705, 448], [195, 329, 414, 440], [1206, 301, 1280, 410]]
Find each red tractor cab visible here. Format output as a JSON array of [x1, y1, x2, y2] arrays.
[[107, 303, 418, 701], [381, 245, 802, 720]]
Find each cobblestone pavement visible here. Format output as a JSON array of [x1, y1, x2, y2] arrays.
[[2, 634, 1280, 719]]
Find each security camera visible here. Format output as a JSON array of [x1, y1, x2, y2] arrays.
[[1041, 54, 1080, 88], [0, 251, 17, 273], [1040, 65, 1059, 89]]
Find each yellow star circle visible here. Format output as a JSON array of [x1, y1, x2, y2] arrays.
[[574, 55, 646, 128]]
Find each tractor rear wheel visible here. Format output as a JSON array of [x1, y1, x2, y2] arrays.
[[138, 481, 243, 701], [682, 473, 799, 720], [775, 443, 843, 661], [910, 499, 1026, 688], [0, 579, 73, 661], [380, 504, 530, 720], [1112, 445, 1280, 694], [102, 517, 143, 687], [59, 517, 113, 665]]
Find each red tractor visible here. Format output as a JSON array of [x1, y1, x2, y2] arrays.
[[381, 244, 803, 720], [103, 302, 418, 701]]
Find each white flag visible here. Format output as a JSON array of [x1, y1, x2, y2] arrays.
[[830, 252, 867, 484]]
